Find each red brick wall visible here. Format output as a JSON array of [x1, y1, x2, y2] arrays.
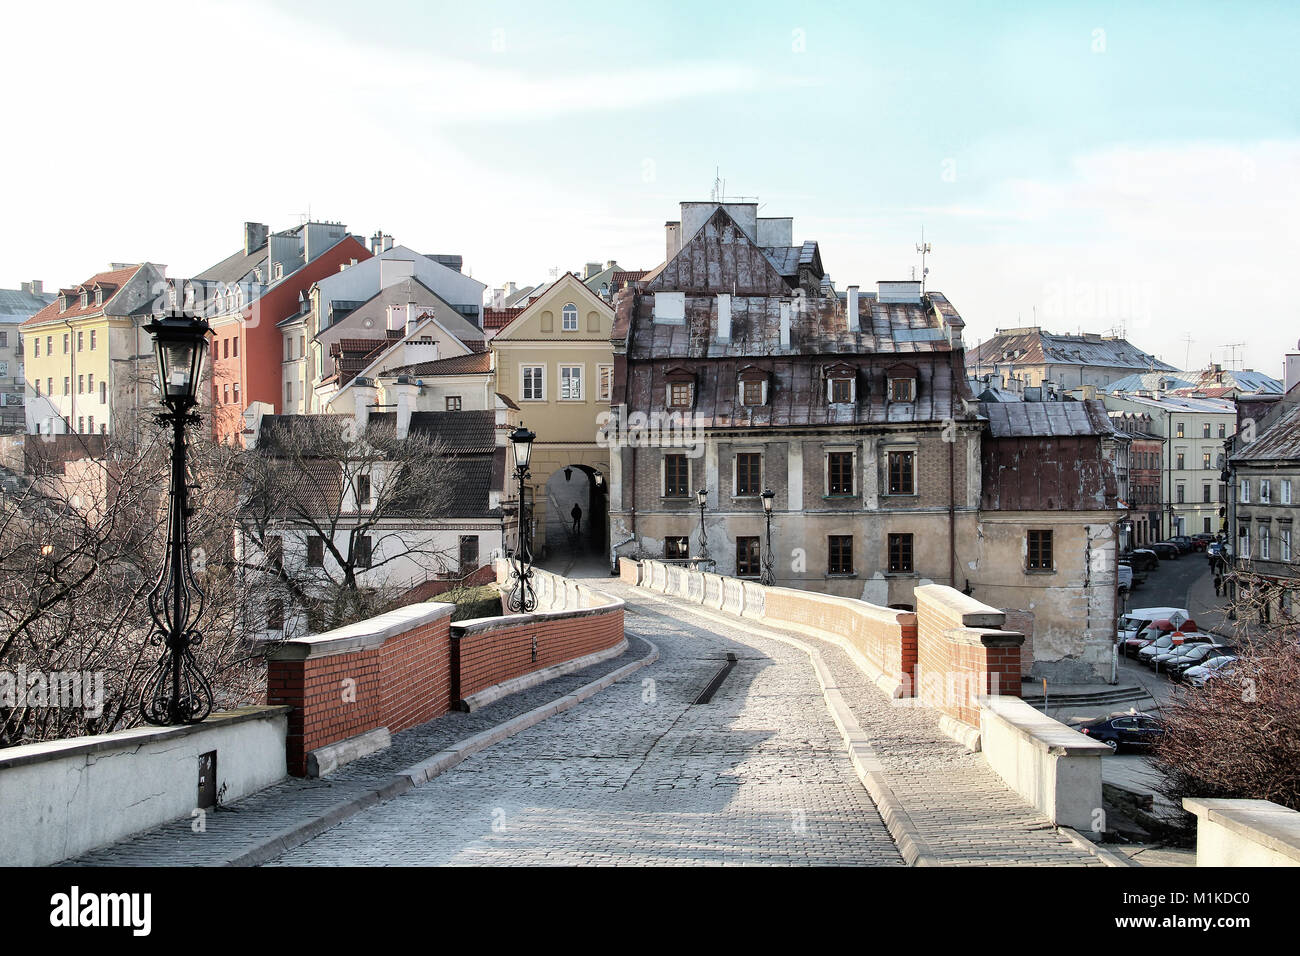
[[453, 607, 624, 702], [914, 586, 1023, 728], [267, 610, 452, 776]]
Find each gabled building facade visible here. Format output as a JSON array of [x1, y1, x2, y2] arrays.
[[490, 272, 615, 559], [609, 201, 983, 608], [967, 327, 1176, 395], [21, 264, 166, 437], [0, 281, 55, 430]]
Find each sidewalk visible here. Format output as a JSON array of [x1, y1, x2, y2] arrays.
[[64, 635, 651, 866]]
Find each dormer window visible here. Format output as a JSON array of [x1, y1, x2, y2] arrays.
[[738, 366, 769, 407], [825, 363, 857, 404], [94, 288, 103, 306], [665, 366, 695, 409], [59, 295, 68, 312], [887, 363, 918, 403], [561, 303, 578, 331], [79, 291, 88, 308]]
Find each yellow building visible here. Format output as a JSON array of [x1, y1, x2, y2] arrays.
[[21, 264, 164, 437], [489, 273, 614, 561]]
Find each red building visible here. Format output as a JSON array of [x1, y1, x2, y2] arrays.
[[192, 223, 371, 443]]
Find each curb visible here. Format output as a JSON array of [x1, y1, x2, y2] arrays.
[[631, 589, 940, 866], [224, 636, 659, 867], [1057, 826, 1138, 867]]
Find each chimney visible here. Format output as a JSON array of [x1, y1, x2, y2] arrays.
[[393, 376, 418, 439], [605, 260, 616, 271], [405, 288, 420, 337], [847, 285, 860, 332], [387, 303, 405, 333], [370, 232, 382, 255], [244, 222, 268, 255], [1285, 354, 1300, 394], [716, 293, 731, 342], [779, 301, 791, 349], [353, 378, 378, 433], [584, 262, 601, 280], [381, 233, 394, 252], [665, 221, 681, 261]]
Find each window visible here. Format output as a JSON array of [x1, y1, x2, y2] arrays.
[[87, 416, 94, 432], [829, 535, 855, 574], [1283, 528, 1293, 562], [33, 380, 40, 397], [665, 536, 690, 559], [736, 536, 760, 577], [1283, 479, 1293, 505], [521, 365, 544, 401], [233, 382, 240, 403], [1241, 527, 1251, 558], [62, 333, 69, 354], [1203, 516, 1211, 534], [77, 416, 84, 434], [77, 331, 84, 352], [223, 339, 229, 359], [1241, 480, 1250, 503], [1261, 479, 1272, 503], [87, 373, 93, 393], [446, 396, 462, 411], [742, 379, 764, 406], [1203, 484, 1211, 503], [734, 452, 762, 496], [1176, 484, 1185, 504], [355, 536, 373, 569], [1176, 452, 1185, 470], [669, 381, 693, 408], [1203, 422, 1211, 438], [890, 378, 915, 402], [1218, 423, 1226, 438], [827, 451, 854, 496], [1202, 452, 1212, 470], [266, 598, 285, 632], [664, 454, 689, 497], [285, 381, 293, 405], [265, 535, 283, 567], [1261, 526, 1271, 560], [307, 535, 324, 567], [887, 450, 915, 495], [561, 303, 578, 331], [560, 364, 583, 400], [355, 474, 371, 506], [598, 365, 613, 403], [1027, 530, 1054, 571], [223, 384, 230, 405], [89, 329, 96, 350], [887, 533, 913, 573], [46, 377, 52, 396], [284, 337, 293, 361], [77, 375, 84, 394], [459, 535, 480, 573], [63, 376, 69, 396], [46, 336, 52, 355], [234, 338, 240, 357], [31, 337, 37, 357], [1176, 421, 1184, 438], [99, 382, 107, 404]]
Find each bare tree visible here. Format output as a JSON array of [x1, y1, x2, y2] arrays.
[[0, 418, 266, 747], [236, 416, 462, 632]]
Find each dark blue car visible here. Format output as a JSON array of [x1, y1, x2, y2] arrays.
[[1076, 713, 1166, 752]]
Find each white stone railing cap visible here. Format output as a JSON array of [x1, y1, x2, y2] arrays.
[[1183, 798, 1300, 863]]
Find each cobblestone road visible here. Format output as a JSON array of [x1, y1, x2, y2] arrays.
[[270, 587, 903, 866]]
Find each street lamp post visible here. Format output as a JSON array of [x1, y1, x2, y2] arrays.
[[760, 489, 775, 586], [695, 488, 709, 564], [506, 424, 537, 613], [139, 312, 213, 726]]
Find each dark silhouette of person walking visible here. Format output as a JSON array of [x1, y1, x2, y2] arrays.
[[570, 502, 582, 536]]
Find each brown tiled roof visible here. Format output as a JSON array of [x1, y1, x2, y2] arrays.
[[387, 351, 492, 378], [23, 266, 142, 326], [484, 307, 524, 330]]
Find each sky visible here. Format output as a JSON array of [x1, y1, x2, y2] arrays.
[[2, 0, 1297, 376]]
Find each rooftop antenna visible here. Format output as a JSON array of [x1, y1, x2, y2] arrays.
[[1221, 342, 1246, 371], [915, 227, 932, 294], [711, 167, 723, 203], [1182, 333, 1194, 370]]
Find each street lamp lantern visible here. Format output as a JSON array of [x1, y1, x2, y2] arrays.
[[695, 488, 710, 564], [139, 311, 214, 726], [760, 489, 775, 585], [146, 312, 209, 408], [506, 424, 537, 613]]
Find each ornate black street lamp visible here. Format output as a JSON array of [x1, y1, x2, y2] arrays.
[[761, 488, 775, 586], [506, 424, 537, 613], [139, 312, 213, 726], [695, 488, 709, 563]]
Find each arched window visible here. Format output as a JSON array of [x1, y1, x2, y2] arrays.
[[561, 303, 578, 331]]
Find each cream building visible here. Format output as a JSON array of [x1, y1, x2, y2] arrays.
[[489, 273, 614, 560]]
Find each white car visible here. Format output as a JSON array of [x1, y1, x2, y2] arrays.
[[1184, 655, 1239, 688], [1118, 606, 1189, 644]]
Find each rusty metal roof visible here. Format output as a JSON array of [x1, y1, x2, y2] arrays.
[[1232, 402, 1300, 464], [981, 400, 1118, 438], [969, 328, 1175, 372]]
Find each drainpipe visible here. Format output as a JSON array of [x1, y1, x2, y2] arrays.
[[949, 424, 957, 587], [62, 316, 76, 435]]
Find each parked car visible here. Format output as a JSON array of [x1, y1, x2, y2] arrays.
[[1123, 549, 1160, 572], [1137, 625, 1207, 665], [1167, 642, 1235, 679], [1119, 608, 1191, 655], [1152, 636, 1221, 673], [1191, 533, 1214, 551], [1117, 564, 1133, 592], [1185, 655, 1239, 688], [1169, 535, 1195, 554], [1076, 713, 1166, 752], [1150, 542, 1180, 560]]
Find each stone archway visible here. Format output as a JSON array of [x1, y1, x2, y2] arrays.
[[542, 464, 608, 559]]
